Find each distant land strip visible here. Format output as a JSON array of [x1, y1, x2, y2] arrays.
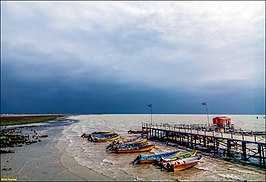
[[0, 114, 66, 126]]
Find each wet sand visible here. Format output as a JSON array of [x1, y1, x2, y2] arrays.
[[1, 119, 114, 181]]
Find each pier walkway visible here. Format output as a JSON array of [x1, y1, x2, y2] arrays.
[[142, 123, 266, 166]]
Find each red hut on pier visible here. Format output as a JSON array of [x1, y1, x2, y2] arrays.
[[212, 116, 231, 127], [212, 116, 231, 126], [212, 116, 233, 132]]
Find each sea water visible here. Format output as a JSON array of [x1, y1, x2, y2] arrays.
[[57, 114, 265, 181]]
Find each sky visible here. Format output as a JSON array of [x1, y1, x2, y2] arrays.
[[1, 1, 265, 114]]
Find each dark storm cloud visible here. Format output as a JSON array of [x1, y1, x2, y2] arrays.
[[1, 2, 265, 114]]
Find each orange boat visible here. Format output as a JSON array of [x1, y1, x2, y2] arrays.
[[116, 144, 155, 153], [164, 156, 202, 172]]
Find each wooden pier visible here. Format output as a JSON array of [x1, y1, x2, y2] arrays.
[[142, 123, 266, 167]]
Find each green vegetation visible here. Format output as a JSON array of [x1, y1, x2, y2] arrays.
[[0, 115, 66, 126]]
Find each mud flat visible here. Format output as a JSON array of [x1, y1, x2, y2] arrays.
[[1, 117, 113, 181]]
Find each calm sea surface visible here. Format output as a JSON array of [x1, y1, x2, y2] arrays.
[[57, 114, 265, 181]]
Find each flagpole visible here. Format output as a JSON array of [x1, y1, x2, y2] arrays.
[[147, 104, 153, 125], [151, 106, 152, 125], [205, 104, 210, 126], [202, 102, 210, 126]]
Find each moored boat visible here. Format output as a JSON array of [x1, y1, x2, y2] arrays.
[[94, 134, 121, 142], [106, 138, 147, 149], [82, 131, 114, 138], [132, 150, 180, 164], [88, 132, 120, 142], [115, 138, 147, 145], [116, 144, 155, 153], [128, 130, 149, 134], [108, 140, 149, 152], [164, 156, 202, 172], [158, 150, 197, 165]]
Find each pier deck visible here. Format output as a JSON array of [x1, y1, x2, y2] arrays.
[[142, 123, 266, 166]]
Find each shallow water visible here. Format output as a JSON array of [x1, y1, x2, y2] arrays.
[[58, 114, 265, 181]]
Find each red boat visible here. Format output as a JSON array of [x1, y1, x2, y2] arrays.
[[164, 156, 202, 172], [128, 130, 149, 134]]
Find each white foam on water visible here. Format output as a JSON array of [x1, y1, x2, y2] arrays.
[[102, 159, 114, 165], [228, 167, 260, 175], [216, 173, 243, 181]]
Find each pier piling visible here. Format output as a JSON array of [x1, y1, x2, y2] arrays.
[[142, 123, 266, 167]]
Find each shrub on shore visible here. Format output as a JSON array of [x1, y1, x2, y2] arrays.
[[0, 115, 66, 126]]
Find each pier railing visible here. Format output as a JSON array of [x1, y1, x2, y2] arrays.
[[142, 122, 266, 145], [141, 122, 266, 166]]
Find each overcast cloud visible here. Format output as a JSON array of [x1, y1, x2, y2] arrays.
[[1, 1, 265, 114]]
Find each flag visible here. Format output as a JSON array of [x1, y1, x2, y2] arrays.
[[147, 104, 152, 107], [201, 102, 207, 105]]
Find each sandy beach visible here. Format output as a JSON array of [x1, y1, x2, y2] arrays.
[[1, 118, 114, 181]]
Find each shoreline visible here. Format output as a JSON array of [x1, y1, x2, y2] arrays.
[[0, 118, 114, 181], [0, 114, 67, 126]]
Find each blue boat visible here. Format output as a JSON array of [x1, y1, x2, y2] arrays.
[[132, 150, 180, 164]]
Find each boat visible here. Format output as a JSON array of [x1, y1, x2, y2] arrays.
[[115, 138, 147, 145], [82, 131, 114, 138], [115, 144, 155, 153], [92, 131, 114, 134], [132, 150, 180, 164], [108, 139, 149, 152], [106, 138, 147, 149], [128, 130, 149, 134], [158, 151, 197, 165], [164, 156, 202, 172], [94, 134, 121, 142], [88, 132, 120, 142]]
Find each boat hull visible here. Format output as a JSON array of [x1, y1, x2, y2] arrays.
[[116, 145, 155, 153], [164, 156, 202, 172], [128, 130, 149, 134], [160, 151, 197, 165], [95, 135, 121, 142], [137, 151, 181, 164], [173, 161, 199, 171], [138, 159, 158, 164]]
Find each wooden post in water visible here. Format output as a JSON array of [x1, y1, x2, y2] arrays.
[[262, 146, 265, 166], [258, 145, 262, 164], [217, 139, 220, 154], [186, 134, 190, 148], [215, 139, 219, 154], [213, 138, 216, 154], [190, 134, 192, 148], [242, 142, 247, 161], [194, 135, 197, 149], [227, 140, 231, 157], [190, 129, 193, 148], [203, 136, 207, 147]]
